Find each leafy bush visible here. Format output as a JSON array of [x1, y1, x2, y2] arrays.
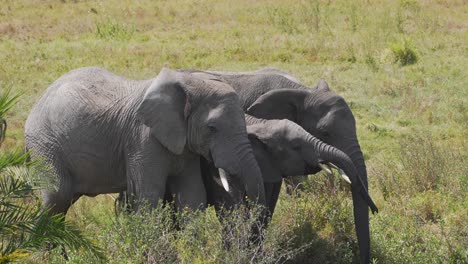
[[389, 37, 418, 66]]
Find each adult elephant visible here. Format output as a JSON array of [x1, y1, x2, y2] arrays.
[[24, 67, 265, 217], [182, 69, 376, 264]]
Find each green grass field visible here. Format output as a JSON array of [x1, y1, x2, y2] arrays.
[[1, 0, 467, 263]]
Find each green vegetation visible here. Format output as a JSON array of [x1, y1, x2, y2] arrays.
[[0, 0, 466, 263], [388, 37, 419, 66]]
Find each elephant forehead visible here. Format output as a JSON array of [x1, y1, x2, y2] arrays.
[[268, 119, 303, 137], [206, 105, 226, 120], [204, 78, 234, 91], [205, 103, 243, 121]]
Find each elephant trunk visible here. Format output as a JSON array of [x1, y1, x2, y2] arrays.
[[212, 138, 266, 206], [306, 135, 377, 264], [346, 142, 372, 264], [238, 148, 266, 206]]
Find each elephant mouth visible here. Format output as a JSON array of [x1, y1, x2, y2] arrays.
[[304, 165, 321, 175], [206, 151, 214, 163]]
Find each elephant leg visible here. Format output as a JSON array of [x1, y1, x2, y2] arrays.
[[246, 182, 282, 247], [126, 147, 170, 211], [264, 181, 282, 226], [41, 168, 80, 261], [42, 190, 80, 216], [115, 191, 133, 215], [170, 157, 207, 211], [41, 165, 80, 216]]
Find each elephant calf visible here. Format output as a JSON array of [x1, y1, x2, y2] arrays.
[[206, 115, 378, 218]]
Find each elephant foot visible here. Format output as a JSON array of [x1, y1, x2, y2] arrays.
[[61, 244, 69, 261]]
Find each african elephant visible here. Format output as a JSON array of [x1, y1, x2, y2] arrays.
[[181, 69, 376, 264], [24, 67, 265, 218], [205, 115, 378, 229]]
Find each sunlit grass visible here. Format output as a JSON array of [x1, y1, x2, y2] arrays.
[[1, 0, 466, 263]]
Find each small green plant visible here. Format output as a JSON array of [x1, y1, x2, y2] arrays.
[[365, 55, 379, 72], [389, 37, 418, 66], [96, 20, 135, 41]]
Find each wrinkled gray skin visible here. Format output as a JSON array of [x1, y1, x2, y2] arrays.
[[181, 68, 376, 264], [205, 115, 377, 229], [24, 67, 265, 217]]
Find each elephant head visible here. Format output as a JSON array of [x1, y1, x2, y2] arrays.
[[246, 117, 377, 209], [246, 82, 375, 263], [136, 68, 265, 205]]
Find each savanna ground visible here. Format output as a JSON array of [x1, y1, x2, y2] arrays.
[[0, 0, 467, 263]]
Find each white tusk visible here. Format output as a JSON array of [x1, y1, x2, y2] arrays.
[[218, 168, 230, 192], [318, 163, 333, 175], [328, 163, 352, 185], [338, 169, 352, 184], [327, 162, 339, 170]]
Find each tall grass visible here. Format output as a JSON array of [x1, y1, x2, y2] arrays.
[[373, 134, 466, 199]]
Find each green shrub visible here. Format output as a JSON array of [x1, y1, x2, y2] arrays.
[[389, 37, 418, 66]]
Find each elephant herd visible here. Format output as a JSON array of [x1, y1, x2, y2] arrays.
[[25, 67, 378, 263]]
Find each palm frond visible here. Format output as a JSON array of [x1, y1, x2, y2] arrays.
[[0, 88, 21, 147], [0, 166, 104, 262], [27, 213, 106, 261], [0, 88, 22, 119], [0, 174, 34, 206], [0, 151, 30, 171]]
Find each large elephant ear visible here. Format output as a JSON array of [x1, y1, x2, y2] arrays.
[[246, 89, 310, 122], [316, 79, 330, 91], [247, 125, 282, 183], [136, 68, 189, 155]]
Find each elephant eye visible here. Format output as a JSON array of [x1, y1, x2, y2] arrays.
[[320, 130, 330, 139], [292, 144, 301, 151], [207, 124, 218, 133]]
